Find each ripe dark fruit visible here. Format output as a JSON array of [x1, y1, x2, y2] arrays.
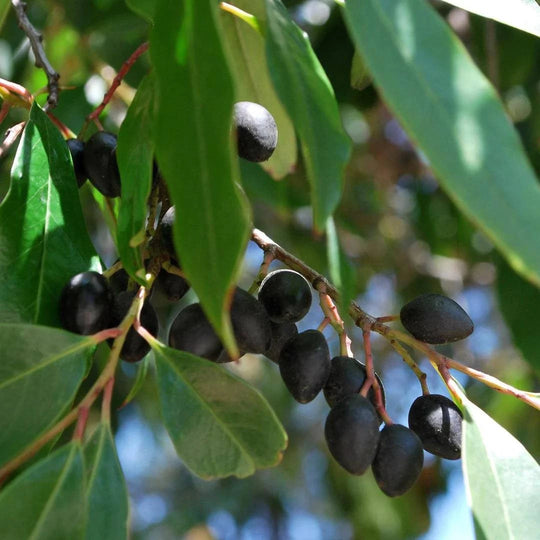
[[155, 270, 190, 302], [400, 293, 473, 344], [108, 265, 129, 293], [265, 321, 298, 364], [160, 207, 176, 257], [83, 131, 121, 197], [323, 356, 386, 419], [408, 394, 463, 460], [325, 394, 380, 475], [59, 271, 112, 335], [230, 288, 272, 354], [67, 139, 87, 187], [258, 269, 312, 324], [279, 329, 330, 403], [109, 291, 159, 363], [233, 101, 278, 162], [169, 303, 222, 361], [372, 424, 424, 497]]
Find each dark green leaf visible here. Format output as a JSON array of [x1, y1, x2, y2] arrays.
[[220, 0, 297, 179], [120, 353, 151, 407], [0, 0, 10, 31], [0, 442, 86, 540], [0, 324, 93, 467], [150, 0, 251, 354], [462, 396, 540, 539], [441, 0, 540, 38], [117, 72, 156, 285], [342, 0, 540, 287], [126, 0, 155, 23], [264, 0, 351, 230], [84, 424, 129, 540], [0, 103, 100, 326], [154, 344, 287, 479], [496, 257, 540, 374]]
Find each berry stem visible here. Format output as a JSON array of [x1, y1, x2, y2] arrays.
[[317, 316, 330, 332], [376, 315, 399, 323], [0, 77, 33, 105], [248, 250, 275, 294], [387, 338, 429, 395], [101, 377, 115, 424], [318, 291, 352, 357], [72, 406, 90, 441], [161, 260, 186, 278], [219, 3, 263, 35], [0, 121, 25, 159]]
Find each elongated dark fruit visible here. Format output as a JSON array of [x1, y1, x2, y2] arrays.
[[59, 271, 112, 335], [109, 291, 159, 363], [83, 131, 121, 197], [154, 269, 190, 302], [258, 269, 312, 324], [400, 293, 473, 344], [168, 303, 222, 361], [372, 424, 424, 497], [67, 139, 87, 187], [279, 329, 330, 403], [408, 394, 463, 460], [325, 394, 380, 475], [265, 321, 298, 364], [234, 101, 278, 162]]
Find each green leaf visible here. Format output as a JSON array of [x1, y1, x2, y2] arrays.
[[496, 257, 540, 374], [0, 442, 86, 540], [220, 0, 297, 179], [117, 72, 156, 285], [84, 424, 129, 540], [342, 0, 540, 287], [0, 103, 100, 326], [154, 344, 287, 479], [461, 395, 540, 539], [350, 51, 371, 91], [0, 324, 93, 467], [264, 0, 351, 231], [441, 0, 540, 38], [326, 217, 355, 319], [126, 0, 155, 23], [150, 0, 251, 354], [120, 353, 151, 407], [0, 0, 10, 31]]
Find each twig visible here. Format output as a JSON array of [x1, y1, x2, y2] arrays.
[[387, 338, 429, 395], [80, 41, 149, 136], [11, 0, 60, 110], [318, 291, 352, 357], [0, 121, 25, 159], [248, 250, 275, 294]]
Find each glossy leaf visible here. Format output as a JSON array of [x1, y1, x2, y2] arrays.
[[154, 344, 287, 479], [0, 103, 100, 326], [84, 423, 129, 540], [220, 0, 297, 179], [496, 257, 540, 374], [441, 0, 540, 38], [326, 217, 355, 318], [343, 0, 540, 287], [0, 324, 93, 467], [0, 442, 86, 540], [150, 0, 251, 355], [126, 0, 155, 23], [264, 0, 351, 231], [117, 72, 156, 285], [462, 395, 540, 539]]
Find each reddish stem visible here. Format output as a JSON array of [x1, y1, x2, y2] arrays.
[[72, 406, 90, 441], [101, 377, 115, 423]]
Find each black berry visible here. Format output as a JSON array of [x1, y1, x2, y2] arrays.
[[67, 139, 87, 187], [408, 394, 463, 460], [154, 270, 190, 302], [168, 303, 222, 361], [400, 293, 473, 344], [108, 264, 129, 293], [258, 269, 311, 324], [109, 291, 159, 363], [325, 394, 380, 475], [83, 131, 121, 197], [279, 329, 330, 403], [265, 321, 298, 364], [372, 424, 424, 497], [233, 101, 278, 162], [160, 207, 176, 257], [59, 271, 112, 335]]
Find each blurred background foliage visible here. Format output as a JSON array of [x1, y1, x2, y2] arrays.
[[0, 0, 539, 538]]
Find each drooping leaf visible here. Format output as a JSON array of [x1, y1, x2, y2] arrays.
[[150, 0, 251, 355], [117, 72, 156, 285], [120, 353, 151, 407], [0, 103, 100, 326], [0, 442, 86, 540], [0, 324, 93, 467], [441, 0, 540, 38], [326, 217, 355, 320], [496, 257, 540, 374], [84, 423, 129, 540], [343, 0, 540, 287], [153, 344, 288, 479], [220, 0, 297, 179], [461, 395, 540, 539], [126, 0, 155, 23], [264, 0, 351, 231]]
